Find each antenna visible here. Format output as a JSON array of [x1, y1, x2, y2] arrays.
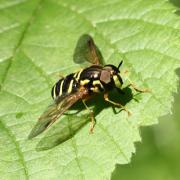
[[118, 60, 123, 69]]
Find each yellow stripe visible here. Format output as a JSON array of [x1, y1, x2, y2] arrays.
[[59, 80, 64, 96], [53, 86, 56, 98], [113, 75, 121, 88], [67, 80, 74, 93], [73, 72, 78, 78], [93, 80, 103, 88], [90, 87, 99, 92], [53, 85, 56, 98], [76, 69, 83, 81], [80, 79, 90, 86]]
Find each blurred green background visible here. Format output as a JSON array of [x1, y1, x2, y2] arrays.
[[112, 69, 180, 180]]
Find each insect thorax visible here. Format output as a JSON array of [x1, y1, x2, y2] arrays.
[[77, 65, 123, 93]]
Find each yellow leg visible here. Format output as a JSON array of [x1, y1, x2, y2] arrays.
[[82, 100, 95, 133], [104, 92, 131, 116], [127, 78, 150, 93], [121, 70, 150, 93]]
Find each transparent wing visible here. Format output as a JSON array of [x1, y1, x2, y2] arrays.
[[28, 89, 88, 139], [73, 34, 103, 65]]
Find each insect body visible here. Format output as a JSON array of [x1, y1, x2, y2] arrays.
[[28, 34, 146, 139], [51, 64, 123, 100]]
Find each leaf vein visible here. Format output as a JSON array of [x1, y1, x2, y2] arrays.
[[97, 123, 129, 163], [0, 0, 45, 91], [96, 18, 180, 31], [0, 0, 28, 10]]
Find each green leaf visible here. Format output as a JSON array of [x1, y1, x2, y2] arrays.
[[0, 0, 180, 179], [112, 73, 180, 179]]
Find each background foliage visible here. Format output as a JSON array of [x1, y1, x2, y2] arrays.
[[0, 0, 180, 179]]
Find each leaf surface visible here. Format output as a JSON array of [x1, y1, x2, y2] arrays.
[[0, 0, 180, 179]]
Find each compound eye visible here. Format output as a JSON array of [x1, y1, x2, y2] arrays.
[[100, 70, 111, 84]]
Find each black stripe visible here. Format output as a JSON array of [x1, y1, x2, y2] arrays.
[[51, 85, 55, 98], [62, 73, 75, 93], [55, 79, 62, 97]]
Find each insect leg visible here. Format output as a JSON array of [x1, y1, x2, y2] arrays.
[[104, 92, 131, 116], [82, 100, 95, 133], [121, 70, 150, 93], [127, 78, 150, 93]]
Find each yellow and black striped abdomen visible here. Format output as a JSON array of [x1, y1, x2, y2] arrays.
[[51, 73, 80, 99]]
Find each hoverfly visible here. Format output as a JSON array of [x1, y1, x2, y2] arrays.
[[28, 34, 147, 139]]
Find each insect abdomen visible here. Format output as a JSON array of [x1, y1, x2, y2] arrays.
[[51, 73, 79, 99], [51, 79, 63, 99]]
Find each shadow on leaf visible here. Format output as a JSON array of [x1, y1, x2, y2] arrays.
[[36, 110, 90, 151], [36, 86, 134, 151]]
